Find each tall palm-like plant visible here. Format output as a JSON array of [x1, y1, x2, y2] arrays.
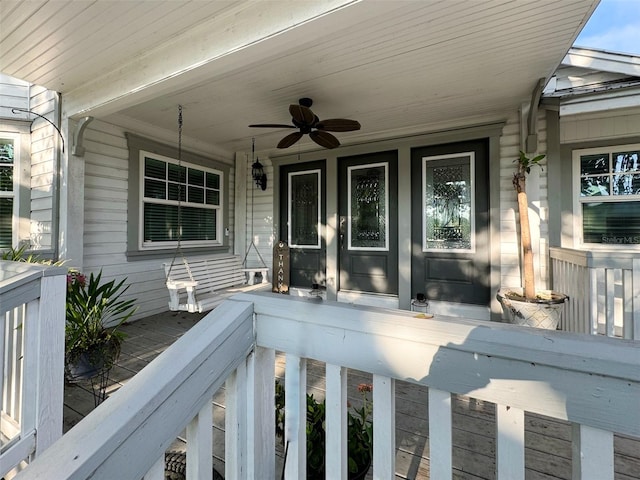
[[512, 150, 545, 300]]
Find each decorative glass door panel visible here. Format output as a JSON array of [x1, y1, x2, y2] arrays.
[[423, 153, 474, 252], [411, 141, 489, 306], [279, 161, 326, 288], [339, 152, 398, 295], [288, 170, 321, 248], [348, 163, 388, 251]]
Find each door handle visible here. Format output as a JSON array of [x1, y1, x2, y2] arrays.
[[339, 216, 346, 249]]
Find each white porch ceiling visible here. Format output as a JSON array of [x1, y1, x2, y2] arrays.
[[0, 0, 599, 158]]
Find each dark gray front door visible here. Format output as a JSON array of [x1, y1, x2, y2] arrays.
[[279, 161, 326, 288], [338, 151, 398, 294], [411, 140, 490, 305]]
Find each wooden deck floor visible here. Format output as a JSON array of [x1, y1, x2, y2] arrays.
[[63, 305, 640, 480]]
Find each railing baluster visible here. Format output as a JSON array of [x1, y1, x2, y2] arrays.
[[246, 346, 275, 479], [496, 405, 524, 480], [325, 364, 348, 479], [623, 269, 633, 340], [372, 374, 395, 480], [142, 456, 165, 480], [226, 363, 247, 479], [589, 268, 599, 335], [572, 424, 614, 479], [605, 269, 615, 337], [632, 258, 640, 340], [428, 388, 451, 479], [186, 400, 213, 480], [284, 354, 306, 480], [1, 310, 6, 428]]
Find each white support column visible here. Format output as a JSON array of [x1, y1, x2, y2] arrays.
[[246, 347, 275, 480], [234, 152, 248, 257], [325, 364, 348, 479], [58, 116, 85, 267], [428, 388, 452, 480], [496, 405, 525, 480], [572, 424, 614, 480], [186, 401, 213, 480], [372, 374, 395, 480], [284, 354, 307, 480]]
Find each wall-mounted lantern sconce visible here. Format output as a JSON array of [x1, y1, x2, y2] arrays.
[[252, 158, 267, 190]]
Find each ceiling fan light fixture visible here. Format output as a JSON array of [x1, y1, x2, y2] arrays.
[[249, 98, 360, 149]]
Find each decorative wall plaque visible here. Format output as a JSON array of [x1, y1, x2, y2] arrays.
[[272, 241, 290, 294]]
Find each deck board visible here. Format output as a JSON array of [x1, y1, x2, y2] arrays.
[[63, 301, 640, 480]]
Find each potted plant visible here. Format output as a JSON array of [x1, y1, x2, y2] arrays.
[[275, 381, 373, 479], [496, 151, 568, 329], [65, 269, 137, 381]]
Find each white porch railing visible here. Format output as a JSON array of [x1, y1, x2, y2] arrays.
[[0, 261, 66, 478], [550, 247, 640, 339], [13, 293, 640, 480]]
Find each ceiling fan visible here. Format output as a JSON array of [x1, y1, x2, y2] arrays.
[[249, 98, 361, 149]]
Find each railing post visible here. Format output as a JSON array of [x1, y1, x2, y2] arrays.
[[24, 274, 65, 455]]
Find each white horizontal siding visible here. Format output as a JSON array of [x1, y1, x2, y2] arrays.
[[79, 119, 237, 320], [0, 74, 30, 119], [27, 86, 57, 251], [242, 157, 275, 271]]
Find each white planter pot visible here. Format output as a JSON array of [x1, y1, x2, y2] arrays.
[[496, 288, 568, 330]]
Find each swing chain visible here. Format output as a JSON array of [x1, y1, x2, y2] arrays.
[[166, 105, 195, 285]]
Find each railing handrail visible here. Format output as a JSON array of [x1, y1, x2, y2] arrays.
[[237, 292, 640, 438], [0, 261, 66, 315], [14, 300, 255, 480], [550, 246, 640, 268]]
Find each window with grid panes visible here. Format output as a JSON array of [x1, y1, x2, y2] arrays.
[[0, 138, 15, 248], [141, 152, 222, 247], [575, 144, 640, 246]]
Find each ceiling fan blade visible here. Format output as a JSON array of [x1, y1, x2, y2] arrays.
[[289, 104, 315, 126], [310, 130, 340, 149], [315, 118, 361, 132], [249, 123, 296, 129], [277, 131, 304, 149]]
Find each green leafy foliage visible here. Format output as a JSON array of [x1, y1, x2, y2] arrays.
[[514, 150, 545, 175], [65, 269, 137, 368], [275, 381, 373, 479], [0, 244, 63, 264]]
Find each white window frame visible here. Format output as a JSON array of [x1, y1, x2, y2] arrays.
[[572, 143, 640, 250], [288, 169, 322, 249], [0, 132, 20, 249], [422, 152, 476, 253], [347, 162, 389, 252], [138, 150, 223, 250]]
